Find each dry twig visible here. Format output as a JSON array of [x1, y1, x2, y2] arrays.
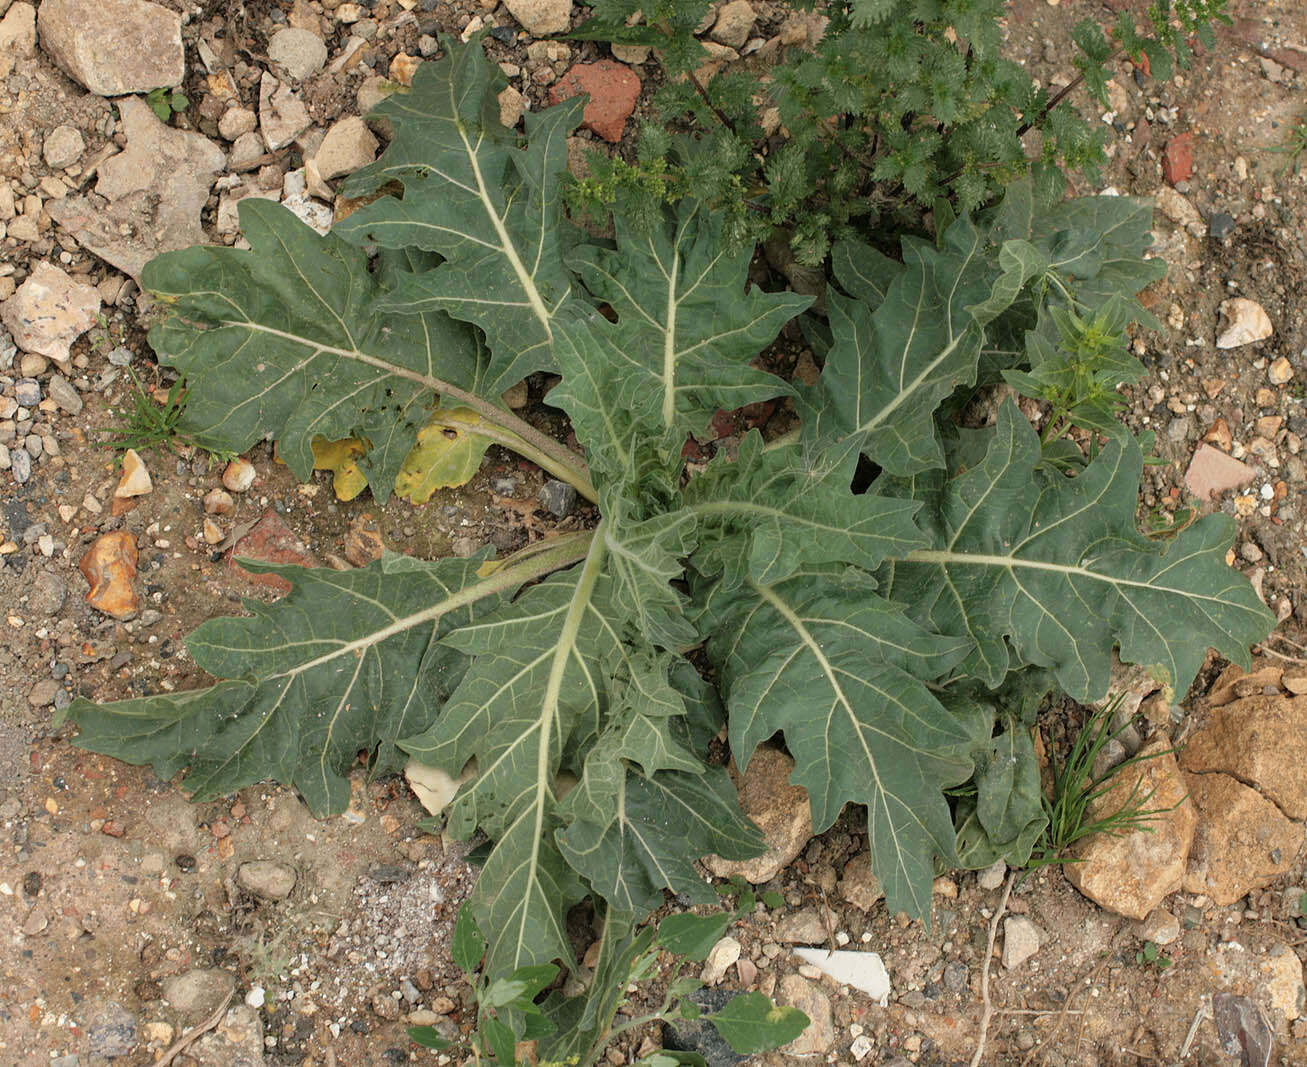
[[969, 870, 1016, 1067], [156, 990, 235, 1067]]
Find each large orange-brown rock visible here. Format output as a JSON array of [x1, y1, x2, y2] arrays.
[[1182, 771, 1303, 906], [703, 744, 812, 884], [78, 531, 139, 620], [1064, 740, 1196, 919], [1181, 694, 1307, 820]]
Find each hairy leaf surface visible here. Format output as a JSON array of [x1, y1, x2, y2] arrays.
[[60, 553, 523, 813], [143, 207, 484, 501], [336, 43, 584, 390], [697, 567, 975, 914], [687, 432, 927, 587], [883, 403, 1273, 699], [799, 216, 1004, 474], [568, 201, 810, 438]]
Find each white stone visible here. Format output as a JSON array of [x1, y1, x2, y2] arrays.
[[700, 936, 741, 985], [791, 949, 891, 1005], [45, 97, 225, 281], [710, 0, 755, 48], [1216, 298, 1273, 350], [311, 117, 379, 181], [1001, 916, 1041, 969], [43, 125, 85, 169], [218, 106, 258, 141], [0, 3, 37, 80], [37, 0, 184, 96], [267, 27, 328, 81], [1153, 186, 1204, 236], [259, 72, 312, 152], [504, 0, 572, 36], [0, 262, 100, 367]]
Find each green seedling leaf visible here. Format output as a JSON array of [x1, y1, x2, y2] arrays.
[[656, 913, 732, 961], [452, 905, 486, 975], [407, 1025, 453, 1049], [707, 991, 810, 1054], [761, 891, 786, 909]]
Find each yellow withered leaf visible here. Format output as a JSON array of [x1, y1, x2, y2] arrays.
[[310, 436, 370, 501], [394, 407, 493, 504]]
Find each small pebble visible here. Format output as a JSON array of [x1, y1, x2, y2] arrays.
[[538, 479, 578, 518]]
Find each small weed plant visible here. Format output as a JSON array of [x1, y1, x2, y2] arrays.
[[145, 85, 190, 123], [103, 369, 190, 458], [1028, 697, 1181, 869], [60, 26, 1269, 1065]]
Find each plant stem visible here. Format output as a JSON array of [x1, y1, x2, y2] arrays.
[[197, 320, 597, 502], [452, 414, 598, 504]]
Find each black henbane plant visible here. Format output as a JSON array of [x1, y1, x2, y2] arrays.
[[60, 38, 1270, 1058]]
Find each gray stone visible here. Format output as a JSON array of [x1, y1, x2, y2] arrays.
[[218, 106, 258, 141], [268, 27, 327, 81], [10, 444, 31, 483], [28, 571, 66, 614], [45, 98, 226, 283], [1209, 212, 1236, 239], [539, 478, 578, 518], [42, 125, 84, 169], [162, 968, 236, 1019], [37, 0, 184, 96], [28, 679, 61, 706], [236, 860, 297, 900], [661, 987, 746, 1067], [259, 72, 312, 151], [1001, 916, 1041, 969], [504, 0, 572, 35], [47, 374, 82, 414], [944, 961, 970, 993], [1213, 992, 1274, 1066], [977, 858, 1007, 891], [87, 1000, 137, 1058], [14, 378, 39, 406]]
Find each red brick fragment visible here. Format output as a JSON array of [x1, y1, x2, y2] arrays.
[[1163, 132, 1194, 185], [229, 508, 319, 595], [549, 61, 641, 143]]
